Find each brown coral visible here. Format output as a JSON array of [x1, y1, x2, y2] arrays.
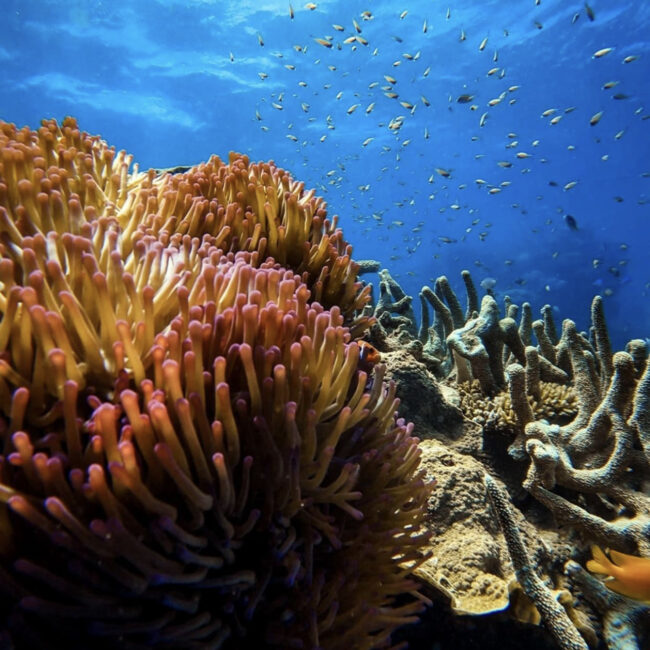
[[521, 321, 650, 556], [457, 380, 578, 435], [367, 269, 650, 648]]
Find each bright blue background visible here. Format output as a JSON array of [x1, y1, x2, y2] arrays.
[[2, 0, 649, 349]]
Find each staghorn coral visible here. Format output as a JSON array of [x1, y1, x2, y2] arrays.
[[445, 294, 569, 396], [484, 475, 589, 650], [0, 118, 431, 649], [518, 317, 650, 557], [373, 269, 417, 340], [367, 269, 650, 649], [487, 299, 650, 647], [368, 270, 446, 377], [369, 270, 581, 450], [418, 272, 479, 373]]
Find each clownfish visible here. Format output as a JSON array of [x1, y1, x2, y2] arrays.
[[586, 546, 650, 601], [358, 341, 381, 372]]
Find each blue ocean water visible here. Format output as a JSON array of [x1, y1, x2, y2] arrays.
[[2, 0, 648, 349]]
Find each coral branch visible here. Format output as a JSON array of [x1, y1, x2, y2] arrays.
[[484, 475, 588, 650]]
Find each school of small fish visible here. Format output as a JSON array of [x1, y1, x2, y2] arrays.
[[234, 1, 647, 296]]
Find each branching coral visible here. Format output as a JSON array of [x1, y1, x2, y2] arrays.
[[518, 320, 650, 556], [457, 379, 577, 436], [418, 272, 478, 372], [373, 269, 417, 340], [368, 270, 447, 377], [445, 294, 570, 397], [366, 268, 649, 648], [484, 475, 589, 650], [0, 118, 430, 649]]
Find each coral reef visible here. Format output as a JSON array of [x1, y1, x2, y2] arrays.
[[2, 116, 648, 650], [416, 440, 520, 617], [365, 269, 649, 649], [356, 259, 381, 275], [0, 118, 431, 649], [519, 322, 650, 557], [456, 379, 578, 437]]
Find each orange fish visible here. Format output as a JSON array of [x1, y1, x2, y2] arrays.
[[586, 546, 650, 601], [358, 341, 381, 370]]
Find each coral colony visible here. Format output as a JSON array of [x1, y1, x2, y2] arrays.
[[0, 118, 649, 650], [368, 268, 649, 649]]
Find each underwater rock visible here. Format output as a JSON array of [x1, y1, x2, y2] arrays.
[[416, 440, 515, 616], [379, 349, 463, 436]]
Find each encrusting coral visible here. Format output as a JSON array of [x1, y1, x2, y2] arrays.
[[414, 439, 516, 617], [0, 118, 431, 649]]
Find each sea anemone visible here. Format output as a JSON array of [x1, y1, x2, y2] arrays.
[[132, 152, 371, 329], [1, 117, 369, 332], [0, 119, 430, 648], [0, 117, 371, 413]]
